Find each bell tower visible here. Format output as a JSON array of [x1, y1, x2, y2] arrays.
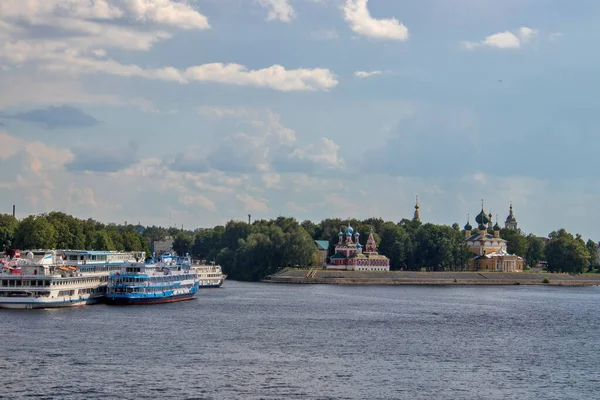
[[413, 195, 420, 222], [505, 202, 518, 230]]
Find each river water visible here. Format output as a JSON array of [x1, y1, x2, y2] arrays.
[[1, 282, 599, 400]]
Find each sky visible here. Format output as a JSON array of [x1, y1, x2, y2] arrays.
[[1, 0, 599, 239]]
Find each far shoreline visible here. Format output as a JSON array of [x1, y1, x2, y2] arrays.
[[263, 269, 600, 287]]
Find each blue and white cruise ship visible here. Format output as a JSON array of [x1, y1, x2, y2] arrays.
[[0, 249, 144, 309], [104, 253, 199, 305]]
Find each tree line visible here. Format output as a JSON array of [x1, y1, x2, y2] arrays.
[[1, 212, 598, 281]]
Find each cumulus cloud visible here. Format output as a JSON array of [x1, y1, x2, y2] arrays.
[[354, 70, 382, 78], [0, 42, 338, 91], [1, 105, 99, 129], [166, 109, 343, 176], [343, 0, 409, 41], [0, 0, 210, 30], [257, 0, 295, 22], [236, 193, 268, 212], [462, 27, 537, 50], [184, 63, 338, 91], [67, 141, 139, 173], [179, 194, 217, 212]]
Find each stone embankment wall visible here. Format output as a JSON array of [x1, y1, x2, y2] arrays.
[[265, 269, 600, 286]]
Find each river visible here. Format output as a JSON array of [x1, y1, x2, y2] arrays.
[[1, 282, 599, 399]]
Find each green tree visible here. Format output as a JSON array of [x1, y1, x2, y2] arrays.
[[0, 214, 18, 251], [585, 239, 598, 271], [13, 215, 58, 249], [546, 229, 590, 273], [500, 228, 528, 256], [91, 231, 115, 251], [172, 232, 193, 256], [525, 235, 545, 268]]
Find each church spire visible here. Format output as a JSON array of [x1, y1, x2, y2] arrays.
[[413, 195, 420, 222], [505, 201, 518, 230], [364, 228, 378, 255]]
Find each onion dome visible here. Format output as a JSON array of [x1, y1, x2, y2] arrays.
[[478, 223, 486, 231], [345, 225, 354, 234], [354, 231, 360, 237], [475, 209, 490, 225], [338, 230, 343, 237], [493, 222, 501, 231], [464, 213, 472, 231]]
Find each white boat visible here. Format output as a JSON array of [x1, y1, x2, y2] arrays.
[[191, 260, 226, 288], [0, 249, 144, 309]]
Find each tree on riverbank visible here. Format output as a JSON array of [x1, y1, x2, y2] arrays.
[[2, 211, 598, 280], [545, 229, 589, 273]]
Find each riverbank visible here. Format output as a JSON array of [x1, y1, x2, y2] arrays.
[[264, 269, 600, 286]]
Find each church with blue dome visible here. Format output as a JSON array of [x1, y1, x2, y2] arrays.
[[327, 222, 390, 271]]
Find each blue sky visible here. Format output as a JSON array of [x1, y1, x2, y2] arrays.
[[0, 0, 599, 239]]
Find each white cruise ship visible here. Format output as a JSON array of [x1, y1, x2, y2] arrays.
[[191, 261, 226, 288], [0, 249, 144, 309]]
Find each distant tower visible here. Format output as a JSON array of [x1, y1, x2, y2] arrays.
[[364, 228, 378, 255], [413, 195, 421, 222], [248, 214, 251, 225], [505, 202, 518, 230], [488, 210, 493, 230]]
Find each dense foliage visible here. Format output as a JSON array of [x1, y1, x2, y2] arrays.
[[1, 212, 598, 281], [0, 212, 150, 255]]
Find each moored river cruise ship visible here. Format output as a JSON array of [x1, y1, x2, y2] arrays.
[[0, 250, 144, 309], [192, 261, 227, 288], [105, 253, 200, 305]]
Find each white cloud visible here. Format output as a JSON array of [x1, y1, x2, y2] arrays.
[[483, 31, 520, 48], [236, 193, 269, 212], [262, 173, 282, 189], [462, 27, 537, 50], [120, 0, 210, 29], [257, 0, 295, 22], [472, 172, 486, 185], [343, 0, 408, 41], [184, 63, 338, 91], [518, 27, 537, 43], [355, 70, 382, 78], [0, 131, 23, 160], [0, 42, 338, 91], [179, 195, 217, 212], [0, 0, 210, 30], [289, 137, 344, 169]]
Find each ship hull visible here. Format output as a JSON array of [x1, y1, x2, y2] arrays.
[[104, 291, 196, 305], [0, 296, 102, 309], [198, 279, 224, 288]]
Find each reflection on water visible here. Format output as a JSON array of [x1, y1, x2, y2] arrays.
[[1, 282, 599, 399]]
